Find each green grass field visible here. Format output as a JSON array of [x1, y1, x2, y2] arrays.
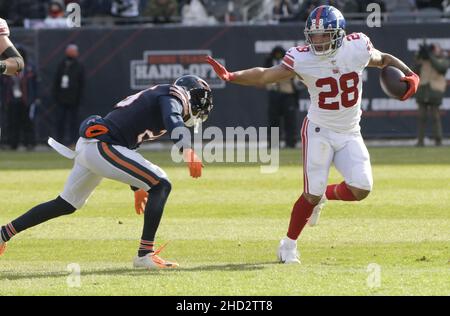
[[0, 147, 449, 296]]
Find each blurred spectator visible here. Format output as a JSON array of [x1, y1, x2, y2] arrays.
[[53, 44, 85, 146], [357, 0, 386, 12], [0, 47, 38, 150], [341, 0, 359, 14], [224, 1, 242, 23], [181, 0, 216, 25], [297, 0, 342, 20], [111, 0, 140, 18], [143, 0, 178, 23], [8, 0, 49, 27], [413, 0, 444, 11], [0, 1, 12, 20], [272, 0, 296, 22], [81, 0, 113, 17], [43, 1, 69, 28], [189, 0, 237, 23], [444, 0, 450, 13], [384, 0, 416, 12], [265, 46, 299, 148], [415, 42, 449, 147]]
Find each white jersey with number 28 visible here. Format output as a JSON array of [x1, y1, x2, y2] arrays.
[[0, 18, 10, 36], [283, 32, 374, 133]]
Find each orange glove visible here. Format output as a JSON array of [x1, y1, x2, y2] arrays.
[[134, 189, 148, 215], [183, 148, 202, 178], [400, 72, 420, 101], [206, 56, 236, 81]]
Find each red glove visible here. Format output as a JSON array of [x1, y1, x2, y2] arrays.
[[400, 72, 420, 101], [183, 148, 203, 178], [134, 189, 148, 215], [206, 56, 236, 81]]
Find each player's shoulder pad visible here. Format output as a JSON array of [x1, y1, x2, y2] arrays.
[[345, 32, 374, 54], [169, 85, 190, 113], [0, 18, 10, 37], [282, 45, 311, 71]]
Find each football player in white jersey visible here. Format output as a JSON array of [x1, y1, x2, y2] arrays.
[[206, 5, 420, 264], [0, 18, 24, 75]]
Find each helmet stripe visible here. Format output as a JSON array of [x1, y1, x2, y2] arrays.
[[315, 6, 325, 28]]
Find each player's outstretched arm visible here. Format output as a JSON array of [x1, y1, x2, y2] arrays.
[[0, 35, 24, 76], [368, 49, 419, 100], [206, 56, 295, 86]]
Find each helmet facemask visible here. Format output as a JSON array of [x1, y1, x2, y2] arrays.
[[183, 88, 213, 133], [304, 28, 345, 56], [174, 75, 214, 133]]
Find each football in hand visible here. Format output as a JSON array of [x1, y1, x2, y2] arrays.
[[379, 66, 409, 100]]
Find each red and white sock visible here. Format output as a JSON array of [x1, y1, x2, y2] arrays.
[[287, 194, 317, 240], [326, 181, 357, 201]]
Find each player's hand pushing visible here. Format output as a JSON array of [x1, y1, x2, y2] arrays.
[[206, 56, 235, 81], [183, 148, 203, 178], [134, 189, 148, 215]]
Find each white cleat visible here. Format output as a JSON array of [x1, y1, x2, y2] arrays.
[[308, 195, 327, 226], [277, 237, 301, 264], [133, 251, 179, 270]]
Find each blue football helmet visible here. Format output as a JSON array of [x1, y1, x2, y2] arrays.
[[304, 5, 346, 56]]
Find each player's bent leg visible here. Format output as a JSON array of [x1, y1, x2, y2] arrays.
[[0, 196, 76, 256], [60, 161, 103, 210], [331, 134, 373, 202], [326, 181, 371, 201], [300, 119, 334, 228], [1, 159, 102, 256], [287, 193, 323, 240], [86, 141, 167, 191], [278, 119, 333, 263], [78, 142, 176, 269], [347, 185, 371, 201], [278, 192, 323, 264], [307, 193, 327, 227], [133, 179, 178, 269]]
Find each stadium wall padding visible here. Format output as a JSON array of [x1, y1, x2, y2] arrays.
[[9, 23, 450, 142]]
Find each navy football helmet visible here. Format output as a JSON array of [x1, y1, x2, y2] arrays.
[[174, 75, 213, 128], [304, 5, 346, 56]]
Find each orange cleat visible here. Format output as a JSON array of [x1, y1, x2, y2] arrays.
[[0, 241, 7, 256]]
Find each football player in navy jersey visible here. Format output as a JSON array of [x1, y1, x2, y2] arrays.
[[0, 75, 213, 269]]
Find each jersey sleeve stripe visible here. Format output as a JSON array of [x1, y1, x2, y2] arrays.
[[0, 28, 9, 36], [282, 56, 294, 69], [285, 53, 295, 59], [281, 62, 294, 71], [0, 19, 10, 36], [169, 86, 190, 113]]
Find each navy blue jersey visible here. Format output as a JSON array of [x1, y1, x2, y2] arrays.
[[103, 84, 191, 150]]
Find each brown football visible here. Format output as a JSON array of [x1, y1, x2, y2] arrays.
[[379, 66, 408, 100]]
